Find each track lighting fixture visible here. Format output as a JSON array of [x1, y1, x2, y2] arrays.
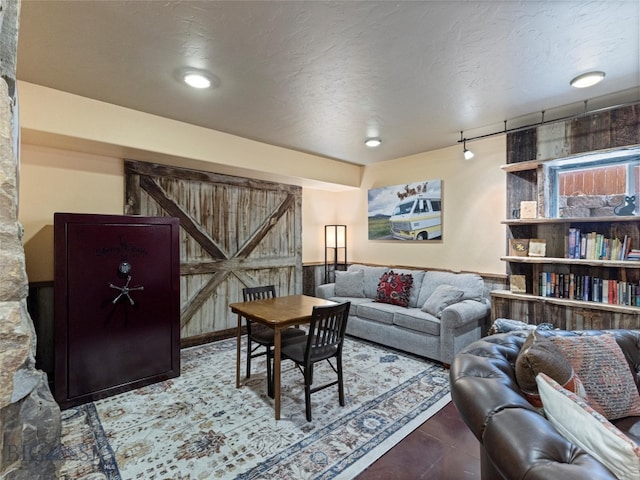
[[460, 131, 474, 160]]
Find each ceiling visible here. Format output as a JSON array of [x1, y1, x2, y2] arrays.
[[16, 1, 640, 166]]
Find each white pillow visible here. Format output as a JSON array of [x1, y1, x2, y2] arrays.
[[334, 270, 365, 297], [536, 372, 640, 480], [421, 284, 464, 317]]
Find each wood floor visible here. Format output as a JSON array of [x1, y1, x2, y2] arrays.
[[355, 401, 482, 480]]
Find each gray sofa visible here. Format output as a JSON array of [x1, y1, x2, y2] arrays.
[[316, 264, 490, 365]]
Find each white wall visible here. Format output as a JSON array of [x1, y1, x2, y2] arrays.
[[302, 135, 506, 275]]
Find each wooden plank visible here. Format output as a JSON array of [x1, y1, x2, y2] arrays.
[[139, 175, 228, 260], [125, 159, 302, 195], [611, 104, 640, 147], [180, 271, 231, 328], [507, 129, 537, 163], [124, 172, 141, 215]]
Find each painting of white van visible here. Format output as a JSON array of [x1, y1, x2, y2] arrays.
[[368, 179, 442, 241]]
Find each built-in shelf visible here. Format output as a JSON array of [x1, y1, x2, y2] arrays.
[[500, 159, 543, 172], [491, 289, 640, 314], [501, 256, 640, 268], [502, 216, 640, 225]]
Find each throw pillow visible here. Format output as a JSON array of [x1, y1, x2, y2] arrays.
[[536, 372, 640, 480], [334, 270, 365, 298], [515, 330, 586, 408], [375, 270, 413, 307], [421, 284, 464, 318], [549, 334, 640, 420]]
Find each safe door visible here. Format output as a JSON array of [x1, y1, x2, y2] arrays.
[[54, 213, 180, 408]]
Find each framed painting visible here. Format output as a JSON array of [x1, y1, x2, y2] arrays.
[[368, 179, 442, 241]]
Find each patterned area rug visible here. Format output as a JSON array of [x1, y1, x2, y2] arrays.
[[59, 336, 451, 479]]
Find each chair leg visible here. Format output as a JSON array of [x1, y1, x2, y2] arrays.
[[337, 356, 345, 406], [304, 364, 313, 422]]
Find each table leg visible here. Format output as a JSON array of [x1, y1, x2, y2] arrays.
[[236, 313, 242, 389], [273, 327, 282, 420]]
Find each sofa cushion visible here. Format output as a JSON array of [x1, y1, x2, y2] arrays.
[[388, 268, 425, 307], [356, 301, 397, 325], [536, 372, 640, 480], [392, 309, 440, 336], [334, 270, 365, 297], [347, 264, 388, 298], [325, 297, 372, 315], [421, 284, 464, 318], [375, 270, 413, 307], [515, 330, 586, 408], [417, 271, 484, 307], [550, 334, 640, 420]]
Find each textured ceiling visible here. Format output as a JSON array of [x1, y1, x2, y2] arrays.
[[16, 1, 640, 165]]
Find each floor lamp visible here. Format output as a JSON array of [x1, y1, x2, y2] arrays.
[[324, 225, 347, 283]]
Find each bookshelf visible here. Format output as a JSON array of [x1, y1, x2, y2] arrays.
[[492, 136, 640, 330]]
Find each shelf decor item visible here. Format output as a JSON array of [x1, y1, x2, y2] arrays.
[[520, 201, 538, 219], [509, 275, 527, 293], [528, 239, 547, 257], [509, 238, 530, 256]]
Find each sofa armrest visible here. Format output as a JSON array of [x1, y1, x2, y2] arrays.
[[450, 334, 618, 480], [316, 283, 336, 299], [441, 299, 489, 328], [439, 300, 489, 365]]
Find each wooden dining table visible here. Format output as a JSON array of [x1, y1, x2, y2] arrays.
[[229, 294, 336, 420]]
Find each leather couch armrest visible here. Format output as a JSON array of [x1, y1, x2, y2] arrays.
[[316, 283, 335, 299], [483, 408, 617, 479], [450, 333, 618, 480]]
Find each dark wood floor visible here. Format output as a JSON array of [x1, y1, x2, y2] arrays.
[[355, 401, 481, 480]]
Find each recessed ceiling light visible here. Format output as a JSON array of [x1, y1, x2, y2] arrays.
[[364, 137, 382, 148], [570, 71, 606, 89], [181, 69, 218, 89]]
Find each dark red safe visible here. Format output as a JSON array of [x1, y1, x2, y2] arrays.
[[54, 213, 181, 408]]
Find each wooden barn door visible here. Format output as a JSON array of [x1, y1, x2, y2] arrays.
[[124, 161, 302, 343]]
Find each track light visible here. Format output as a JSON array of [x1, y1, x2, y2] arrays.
[[464, 143, 474, 160], [460, 131, 474, 160]]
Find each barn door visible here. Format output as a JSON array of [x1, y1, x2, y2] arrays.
[[124, 161, 302, 342]]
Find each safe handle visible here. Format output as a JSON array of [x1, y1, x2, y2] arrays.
[[109, 275, 144, 305]]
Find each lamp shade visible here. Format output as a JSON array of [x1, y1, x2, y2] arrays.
[[325, 225, 346, 248]]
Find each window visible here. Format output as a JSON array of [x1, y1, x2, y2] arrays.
[[543, 147, 640, 218]]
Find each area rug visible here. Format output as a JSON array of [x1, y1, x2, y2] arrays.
[[59, 336, 451, 479]]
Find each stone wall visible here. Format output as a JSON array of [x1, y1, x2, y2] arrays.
[[0, 1, 61, 479]]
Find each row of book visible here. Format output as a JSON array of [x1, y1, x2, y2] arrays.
[[539, 271, 640, 305], [567, 229, 634, 260]]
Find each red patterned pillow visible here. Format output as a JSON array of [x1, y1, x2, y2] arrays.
[[375, 270, 413, 307], [550, 334, 640, 420]]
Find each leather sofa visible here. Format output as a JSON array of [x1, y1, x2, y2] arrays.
[[450, 329, 640, 480], [316, 264, 490, 365]]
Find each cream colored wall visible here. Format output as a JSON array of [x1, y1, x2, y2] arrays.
[[18, 83, 506, 281], [19, 144, 124, 282], [302, 135, 507, 276]]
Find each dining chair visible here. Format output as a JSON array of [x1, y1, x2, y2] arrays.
[[280, 301, 351, 421], [242, 285, 306, 397]]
